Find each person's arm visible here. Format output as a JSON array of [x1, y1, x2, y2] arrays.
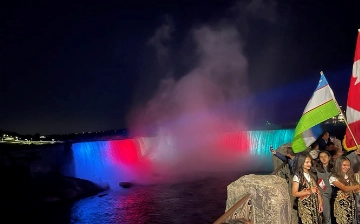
[[331, 181, 360, 192], [273, 152, 287, 163], [317, 192, 324, 213], [292, 181, 312, 197]]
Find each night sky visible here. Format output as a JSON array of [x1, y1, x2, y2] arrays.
[[1, 0, 360, 135]]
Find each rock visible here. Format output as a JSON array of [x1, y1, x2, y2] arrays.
[[62, 189, 77, 199], [225, 174, 291, 224], [26, 173, 109, 203], [98, 193, 108, 197], [97, 182, 110, 190], [43, 197, 61, 202], [119, 182, 133, 188]]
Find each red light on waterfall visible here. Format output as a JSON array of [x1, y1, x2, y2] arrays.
[[110, 139, 140, 164], [218, 132, 250, 153]]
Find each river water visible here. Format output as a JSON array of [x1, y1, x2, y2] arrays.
[[20, 170, 270, 224]]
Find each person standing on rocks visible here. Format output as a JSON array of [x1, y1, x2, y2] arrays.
[[270, 146, 297, 174]]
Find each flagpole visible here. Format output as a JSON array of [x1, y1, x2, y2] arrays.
[[320, 71, 360, 151], [335, 102, 360, 151]]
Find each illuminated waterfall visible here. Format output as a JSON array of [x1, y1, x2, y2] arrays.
[[247, 129, 295, 155], [71, 129, 295, 186]]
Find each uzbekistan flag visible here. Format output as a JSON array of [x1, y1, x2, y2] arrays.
[[292, 73, 340, 153]]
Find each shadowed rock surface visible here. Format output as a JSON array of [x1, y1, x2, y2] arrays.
[[225, 174, 291, 224], [0, 170, 109, 222]]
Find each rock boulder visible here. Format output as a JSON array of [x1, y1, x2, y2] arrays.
[[225, 174, 291, 224]]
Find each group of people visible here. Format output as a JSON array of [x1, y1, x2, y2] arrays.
[[271, 131, 360, 224]]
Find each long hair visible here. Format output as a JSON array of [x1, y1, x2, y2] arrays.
[[316, 150, 334, 173], [331, 156, 356, 185], [294, 152, 318, 185]]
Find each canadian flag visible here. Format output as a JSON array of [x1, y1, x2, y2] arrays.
[[344, 29, 360, 151], [318, 178, 326, 191]]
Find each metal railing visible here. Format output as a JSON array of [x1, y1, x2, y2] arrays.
[[213, 193, 251, 224]]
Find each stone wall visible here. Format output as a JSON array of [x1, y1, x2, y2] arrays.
[[225, 174, 292, 224]]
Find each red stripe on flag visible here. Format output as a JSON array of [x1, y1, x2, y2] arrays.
[[344, 30, 360, 151], [355, 31, 360, 62]]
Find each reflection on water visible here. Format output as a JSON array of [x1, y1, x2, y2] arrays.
[[70, 173, 240, 224], [8, 171, 270, 223], [17, 171, 266, 224]]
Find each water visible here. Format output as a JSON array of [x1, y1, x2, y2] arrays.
[[24, 171, 269, 224], [70, 174, 235, 224], [9, 129, 292, 223]]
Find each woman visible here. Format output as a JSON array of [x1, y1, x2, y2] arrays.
[[292, 153, 323, 224], [315, 151, 333, 224], [329, 156, 360, 223]]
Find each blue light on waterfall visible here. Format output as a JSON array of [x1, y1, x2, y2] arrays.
[[248, 129, 295, 155], [72, 141, 113, 183]]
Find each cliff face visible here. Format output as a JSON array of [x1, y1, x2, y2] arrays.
[[0, 143, 108, 206], [0, 143, 73, 176]]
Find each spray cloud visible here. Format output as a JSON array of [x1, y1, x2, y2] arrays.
[[127, 0, 278, 183]]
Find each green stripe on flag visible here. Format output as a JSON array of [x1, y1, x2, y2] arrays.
[[292, 100, 339, 153]]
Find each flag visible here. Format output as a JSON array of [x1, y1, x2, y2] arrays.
[[343, 29, 360, 151], [292, 73, 340, 153]]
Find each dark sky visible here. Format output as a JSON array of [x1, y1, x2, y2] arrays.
[[1, 0, 359, 135]]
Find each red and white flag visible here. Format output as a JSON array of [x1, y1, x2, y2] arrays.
[[318, 178, 326, 191], [344, 29, 360, 151]]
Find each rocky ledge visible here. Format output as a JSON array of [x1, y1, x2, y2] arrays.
[[30, 173, 110, 203], [0, 166, 109, 222], [0, 166, 109, 206]]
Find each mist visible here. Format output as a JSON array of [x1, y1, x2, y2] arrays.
[[127, 0, 278, 183]]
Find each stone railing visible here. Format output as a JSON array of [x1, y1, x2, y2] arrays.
[[213, 162, 289, 224], [216, 144, 298, 224], [215, 172, 291, 223]]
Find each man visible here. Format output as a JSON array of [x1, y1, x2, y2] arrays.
[[325, 142, 335, 156], [271, 146, 297, 174], [317, 131, 329, 151]]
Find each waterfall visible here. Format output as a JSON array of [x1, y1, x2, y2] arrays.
[[71, 129, 295, 186], [248, 129, 295, 155]]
